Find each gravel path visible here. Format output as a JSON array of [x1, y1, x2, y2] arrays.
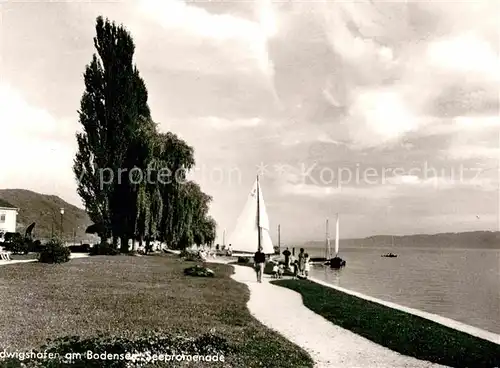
[[231, 265, 447, 368]]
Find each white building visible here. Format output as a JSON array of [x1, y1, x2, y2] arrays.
[[0, 199, 18, 240]]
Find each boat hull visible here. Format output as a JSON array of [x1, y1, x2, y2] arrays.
[[310, 257, 327, 264], [329, 256, 346, 269]]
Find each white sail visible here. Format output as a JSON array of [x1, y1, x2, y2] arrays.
[[228, 178, 274, 254], [257, 181, 270, 231], [335, 213, 340, 256]]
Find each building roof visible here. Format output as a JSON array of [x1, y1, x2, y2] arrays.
[[0, 198, 17, 209]]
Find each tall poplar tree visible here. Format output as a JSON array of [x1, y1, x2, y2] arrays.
[[74, 16, 152, 250]]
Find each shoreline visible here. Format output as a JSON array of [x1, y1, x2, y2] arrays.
[[274, 277, 500, 367], [191, 249, 499, 345], [309, 276, 500, 345], [230, 264, 445, 368]]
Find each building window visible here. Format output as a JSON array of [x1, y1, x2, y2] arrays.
[[0, 214, 5, 223]]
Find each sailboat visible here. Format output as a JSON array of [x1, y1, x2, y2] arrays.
[[309, 219, 331, 264], [227, 176, 275, 255], [381, 235, 398, 257], [328, 213, 346, 269]]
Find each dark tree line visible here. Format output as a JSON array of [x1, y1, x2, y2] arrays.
[[73, 16, 216, 252]]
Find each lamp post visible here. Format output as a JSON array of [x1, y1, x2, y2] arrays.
[[60, 208, 64, 240]]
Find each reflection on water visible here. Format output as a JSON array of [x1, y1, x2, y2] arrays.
[[306, 246, 500, 334], [313, 265, 341, 287]]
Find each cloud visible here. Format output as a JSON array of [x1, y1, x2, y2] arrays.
[[387, 174, 496, 191], [0, 84, 78, 204], [280, 182, 398, 200], [345, 89, 419, 149], [2, 1, 499, 240], [279, 167, 496, 203], [279, 125, 345, 146], [426, 32, 500, 81], [445, 146, 500, 160], [137, 0, 273, 76], [204, 117, 262, 130]]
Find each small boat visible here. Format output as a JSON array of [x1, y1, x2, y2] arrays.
[[329, 256, 346, 268], [309, 218, 330, 265], [381, 236, 398, 258], [328, 214, 346, 269]]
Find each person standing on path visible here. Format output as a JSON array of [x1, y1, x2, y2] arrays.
[[283, 247, 291, 269], [254, 247, 266, 282], [304, 253, 311, 278], [298, 248, 306, 277]]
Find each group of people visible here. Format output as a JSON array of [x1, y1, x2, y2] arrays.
[[215, 243, 233, 256], [199, 247, 217, 260], [290, 248, 311, 279], [271, 263, 285, 279], [252, 246, 311, 283]]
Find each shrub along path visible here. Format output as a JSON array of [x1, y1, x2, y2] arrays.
[[0, 254, 312, 367]]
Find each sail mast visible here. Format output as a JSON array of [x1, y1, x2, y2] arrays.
[[325, 218, 330, 259], [335, 213, 340, 256], [223, 229, 226, 247], [278, 224, 281, 253], [257, 175, 261, 251]]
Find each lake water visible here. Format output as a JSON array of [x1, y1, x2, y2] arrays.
[[299, 246, 500, 334]]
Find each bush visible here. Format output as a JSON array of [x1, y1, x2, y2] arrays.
[[4, 232, 21, 243], [184, 265, 215, 277], [179, 249, 204, 262], [68, 244, 90, 253], [38, 239, 70, 264], [1, 330, 231, 367], [237, 256, 250, 264], [29, 240, 45, 253], [2, 233, 28, 254], [89, 242, 120, 256], [127, 250, 146, 256], [10, 240, 29, 255]]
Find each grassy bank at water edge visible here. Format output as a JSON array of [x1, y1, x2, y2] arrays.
[[272, 279, 500, 368]]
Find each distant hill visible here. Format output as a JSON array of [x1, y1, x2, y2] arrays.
[[303, 231, 500, 249], [0, 189, 97, 243]]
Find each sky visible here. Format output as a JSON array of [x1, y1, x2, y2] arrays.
[[0, 0, 499, 244]]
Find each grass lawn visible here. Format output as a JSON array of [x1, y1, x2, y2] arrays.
[[0, 255, 313, 367], [273, 279, 500, 368]]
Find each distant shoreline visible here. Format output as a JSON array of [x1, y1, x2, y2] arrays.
[[292, 230, 500, 249], [300, 245, 500, 250]]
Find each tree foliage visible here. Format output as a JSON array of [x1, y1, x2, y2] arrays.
[[74, 16, 217, 252]]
